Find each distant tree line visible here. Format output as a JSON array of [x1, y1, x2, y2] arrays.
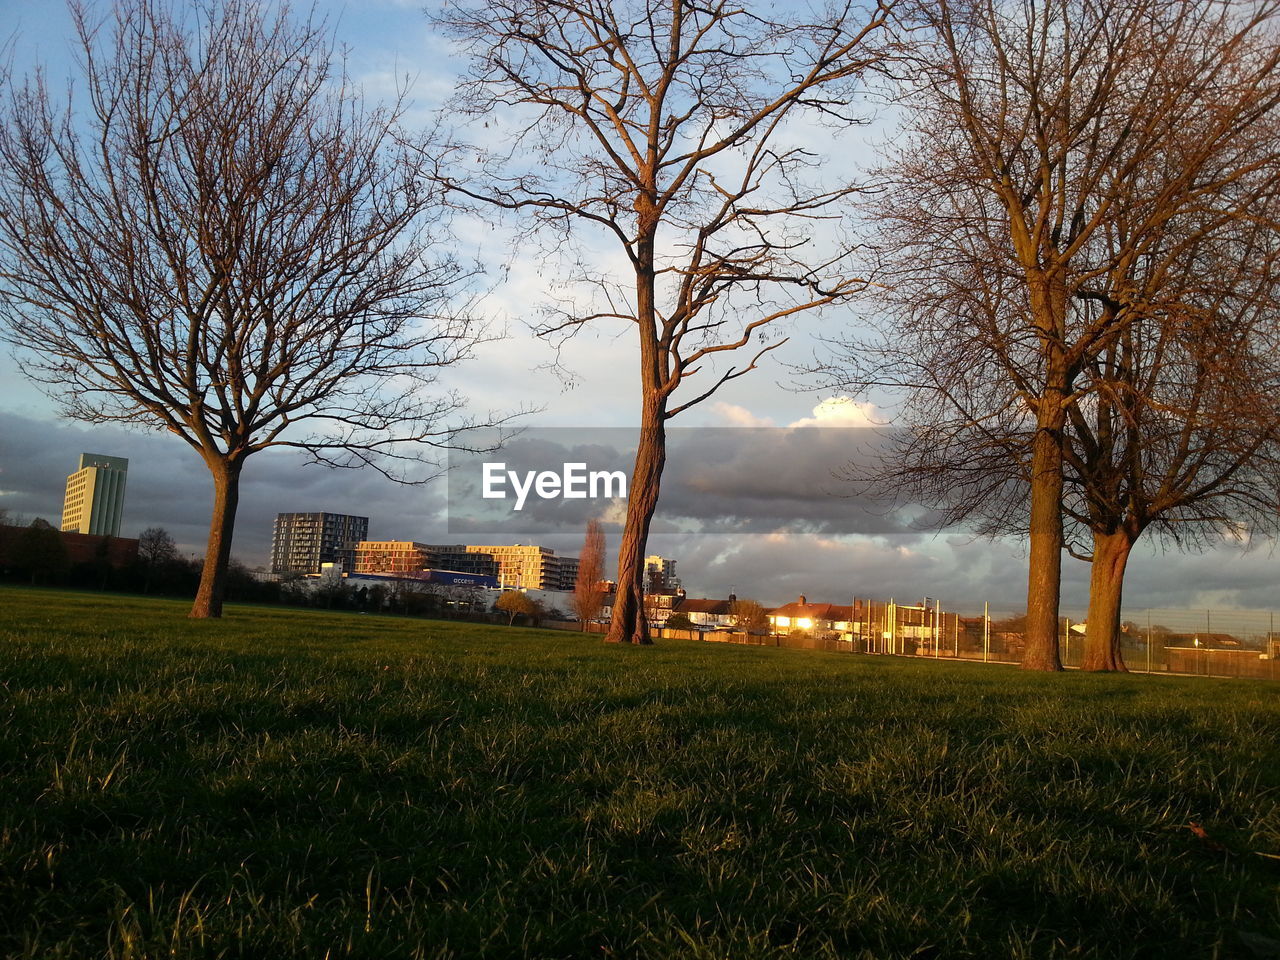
[[0, 517, 537, 623]]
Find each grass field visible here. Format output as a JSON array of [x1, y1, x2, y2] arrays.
[[0, 586, 1277, 959]]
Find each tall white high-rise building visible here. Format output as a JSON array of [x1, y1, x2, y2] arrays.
[[61, 453, 129, 536]]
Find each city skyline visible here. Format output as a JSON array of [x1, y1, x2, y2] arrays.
[[2, 409, 1276, 615]]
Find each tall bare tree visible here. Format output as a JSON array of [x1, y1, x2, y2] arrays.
[[0, 0, 488, 617], [572, 517, 607, 629], [824, 0, 1280, 669], [434, 0, 892, 643], [1064, 211, 1280, 670]]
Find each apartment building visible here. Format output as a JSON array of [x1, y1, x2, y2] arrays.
[[644, 554, 681, 594], [349, 540, 432, 575], [431, 543, 578, 592], [61, 453, 128, 537], [340, 540, 577, 591], [271, 512, 369, 575]]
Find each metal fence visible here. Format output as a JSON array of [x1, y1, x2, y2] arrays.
[[836, 604, 1278, 679], [545, 605, 1280, 680], [778, 605, 1278, 680], [1064, 608, 1280, 679]]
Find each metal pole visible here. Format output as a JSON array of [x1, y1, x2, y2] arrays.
[[937, 598, 943, 657], [891, 600, 896, 655], [1065, 617, 1070, 667], [983, 602, 990, 662], [1146, 610, 1152, 673], [938, 599, 943, 655]]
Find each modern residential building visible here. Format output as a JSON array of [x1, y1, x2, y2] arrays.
[[417, 545, 501, 581], [644, 554, 680, 594], [270, 512, 369, 575], [350, 540, 433, 575], [61, 453, 129, 537], [547, 553, 580, 592], [349, 541, 508, 580], [341, 541, 578, 591], [430, 543, 578, 592]]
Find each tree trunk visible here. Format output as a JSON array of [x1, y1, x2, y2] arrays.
[[190, 456, 243, 619], [605, 190, 666, 647], [1023, 416, 1065, 670], [605, 388, 667, 645], [1022, 275, 1068, 671], [1081, 528, 1133, 672]]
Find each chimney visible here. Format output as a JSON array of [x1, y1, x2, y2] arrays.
[[728, 593, 736, 603], [798, 595, 807, 606]]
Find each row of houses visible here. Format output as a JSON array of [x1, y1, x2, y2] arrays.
[[606, 591, 952, 646], [634, 592, 1275, 661]]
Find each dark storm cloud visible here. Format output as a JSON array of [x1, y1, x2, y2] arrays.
[[637, 532, 1034, 613], [0, 411, 457, 566], [1117, 543, 1279, 611], [636, 529, 1276, 618], [447, 426, 946, 536]]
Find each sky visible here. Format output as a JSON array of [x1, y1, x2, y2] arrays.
[[0, 0, 1276, 615]]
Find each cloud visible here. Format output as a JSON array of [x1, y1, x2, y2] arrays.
[[0, 410, 456, 568], [787, 396, 885, 428], [639, 531, 1009, 613], [446, 426, 936, 537], [710, 402, 775, 427]]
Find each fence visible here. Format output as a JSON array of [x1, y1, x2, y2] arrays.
[[802, 603, 1279, 679], [545, 604, 1280, 681], [1065, 608, 1280, 680], [543, 618, 862, 650]]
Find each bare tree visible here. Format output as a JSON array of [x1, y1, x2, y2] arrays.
[[0, 0, 489, 618], [434, 0, 893, 643], [572, 517, 607, 629], [729, 596, 769, 634], [1064, 213, 1280, 670], [136, 525, 178, 593], [824, 0, 1280, 669]]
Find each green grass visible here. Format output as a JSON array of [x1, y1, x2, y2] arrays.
[[0, 586, 1277, 959]]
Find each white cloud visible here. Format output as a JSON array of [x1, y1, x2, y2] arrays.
[[709, 402, 775, 427], [787, 396, 885, 429]]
